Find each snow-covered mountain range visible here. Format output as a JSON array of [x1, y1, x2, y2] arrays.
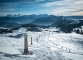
[[0, 14, 83, 33]]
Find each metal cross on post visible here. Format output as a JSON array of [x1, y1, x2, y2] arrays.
[[24, 33, 29, 54]]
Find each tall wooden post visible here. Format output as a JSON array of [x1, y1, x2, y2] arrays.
[[31, 37, 33, 45], [24, 33, 29, 54]]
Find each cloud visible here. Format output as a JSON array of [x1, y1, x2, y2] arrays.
[[0, 0, 83, 15], [42, 0, 83, 15], [72, 11, 83, 15]]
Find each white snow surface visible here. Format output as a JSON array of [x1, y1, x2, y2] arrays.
[[0, 28, 83, 60]]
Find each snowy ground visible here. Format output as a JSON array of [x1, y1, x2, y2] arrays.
[[0, 28, 83, 60]]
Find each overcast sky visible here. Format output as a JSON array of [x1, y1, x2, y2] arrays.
[[0, 0, 83, 16]]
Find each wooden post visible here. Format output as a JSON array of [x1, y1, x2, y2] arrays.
[[31, 37, 33, 45], [69, 49, 70, 53], [81, 29, 83, 34], [66, 48, 67, 51], [39, 35, 40, 38], [37, 37, 38, 42], [24, 33, 29, 54]]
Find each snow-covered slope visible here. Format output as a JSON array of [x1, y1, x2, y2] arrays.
[[0, 28, 83, 60]]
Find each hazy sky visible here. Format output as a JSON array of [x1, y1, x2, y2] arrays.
[[0, 0, 83, 16]]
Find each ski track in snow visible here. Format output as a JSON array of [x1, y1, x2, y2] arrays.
[[0, 29, 83, 60]]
